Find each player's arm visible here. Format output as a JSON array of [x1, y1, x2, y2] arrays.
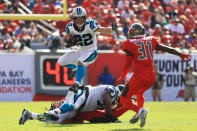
[[155, 44, 192, 62], [95, 23, 118, 34], [61, 33, 70, 47], [119, 50, 133, 81], [102, 88, 114, 117]]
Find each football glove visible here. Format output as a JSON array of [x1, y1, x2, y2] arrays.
[[112, 22, 118, 31], [180, 54, 192, 62], [65, 35, 80, 48]]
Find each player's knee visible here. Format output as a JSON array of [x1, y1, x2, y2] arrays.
[[60, 103, 74, 113], [57, 58, 64, 66], [77, 61, 83, 65]]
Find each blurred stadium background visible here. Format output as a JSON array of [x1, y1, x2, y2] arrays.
[[0, 0, 197, 102]]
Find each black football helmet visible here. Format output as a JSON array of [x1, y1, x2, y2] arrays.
[[128, 23, 145, 38]]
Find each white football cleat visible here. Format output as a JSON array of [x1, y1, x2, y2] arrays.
[[138, 108, 148, 128]]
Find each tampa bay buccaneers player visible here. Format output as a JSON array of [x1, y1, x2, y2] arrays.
[[119, 23, 192, 128]]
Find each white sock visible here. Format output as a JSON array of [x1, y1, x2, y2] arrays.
[[138, 108, 143, 115], [31, 112, 39, 119]]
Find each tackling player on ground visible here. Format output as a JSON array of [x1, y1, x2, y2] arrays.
[[19, 84, 128, 124], [58, 6, 118, 93], [119, 23, 192, 128]]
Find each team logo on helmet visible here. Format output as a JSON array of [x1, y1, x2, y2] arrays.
[[71, 6, 87, 28]]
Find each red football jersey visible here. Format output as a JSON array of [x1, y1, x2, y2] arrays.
[[122, 36, 159, 74]]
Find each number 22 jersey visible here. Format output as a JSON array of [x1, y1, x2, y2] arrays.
[[65, 19, 99, 51]]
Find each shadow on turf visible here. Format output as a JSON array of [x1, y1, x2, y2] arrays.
[[44, 124, 147, 131], [111, 129, 146, 131], [44, 122, 97, 127]]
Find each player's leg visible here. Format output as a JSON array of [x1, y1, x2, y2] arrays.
[[57, 50, 80, 93], [156, 89, 162, 101], [69, 62, 85, 93], [191, 87, 196, 101], [45, 89, 86, 120], [136, 80, 154, 108], [132, 80, 154, 127], [184, 87, 190, 101], [120, 76, 150, 127], [19, 109, 52, 125], [120, 76, 141, 113], [151, 89, 157, 101], [70, 50, 98, 93], [55, 111, 78, 124], [58, 50, 80, 67], [76, 104, 127, 123], [19, 109, 33, 125]]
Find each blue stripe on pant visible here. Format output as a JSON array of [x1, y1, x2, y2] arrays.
[[83, 50, 98, 62]]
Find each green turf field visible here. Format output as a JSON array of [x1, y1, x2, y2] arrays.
[[0, 102, 197, 131]]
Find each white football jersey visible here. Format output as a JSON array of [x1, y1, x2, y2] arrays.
[[65, 19, 99, 51], [80, 85, 118, 112]]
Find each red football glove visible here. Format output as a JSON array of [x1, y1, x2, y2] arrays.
[[180, 54, 192, 62]]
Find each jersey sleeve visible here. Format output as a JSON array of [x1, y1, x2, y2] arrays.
[[89, 19, 99, 31], [65, 22, 72, 34], [122, 40, 131, 52], [152, 36, 160, 49]]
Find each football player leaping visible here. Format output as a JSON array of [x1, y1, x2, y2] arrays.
[[19, 84, 129, 124], [58, 6, 118, 93]]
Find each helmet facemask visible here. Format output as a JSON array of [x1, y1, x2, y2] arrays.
[[71, 6, 87, 28], [128, 23, 145, 39], [73, 16, 86, 28]]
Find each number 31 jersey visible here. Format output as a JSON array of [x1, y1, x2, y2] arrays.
[[65, 19, 99, 51], [122, 36, 159, 74]]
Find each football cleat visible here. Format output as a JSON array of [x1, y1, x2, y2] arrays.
[[130, 113, 139, 124], [69, 83, 79, 93], [44, 111, 59, 121], [37, 114, 48, 122], [139, 108, 148, 128], [19, 108, 32, 125]]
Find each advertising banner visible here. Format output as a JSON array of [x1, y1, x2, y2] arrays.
[[0, 53, 35, 101], [144, 54, 197, 101]]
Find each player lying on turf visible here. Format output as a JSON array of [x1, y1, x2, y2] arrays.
[[19, 84, 130, 125]]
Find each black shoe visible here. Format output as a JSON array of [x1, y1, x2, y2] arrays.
[[69, 83, 79, 93], [112, 117, 121, 123], [130, 113, 139, 124]]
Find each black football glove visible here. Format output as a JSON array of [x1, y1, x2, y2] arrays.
[[65, 35, 79, 48]]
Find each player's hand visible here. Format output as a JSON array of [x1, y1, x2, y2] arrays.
[[112, 22, 118, 31], [180, 54, 192, 62]]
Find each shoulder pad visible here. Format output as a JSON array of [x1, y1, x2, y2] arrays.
[[65, 22, 73, 33]]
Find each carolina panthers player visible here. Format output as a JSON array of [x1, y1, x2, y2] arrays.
[[58, 6, 118, 93], [19, 84, 125, 124]]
